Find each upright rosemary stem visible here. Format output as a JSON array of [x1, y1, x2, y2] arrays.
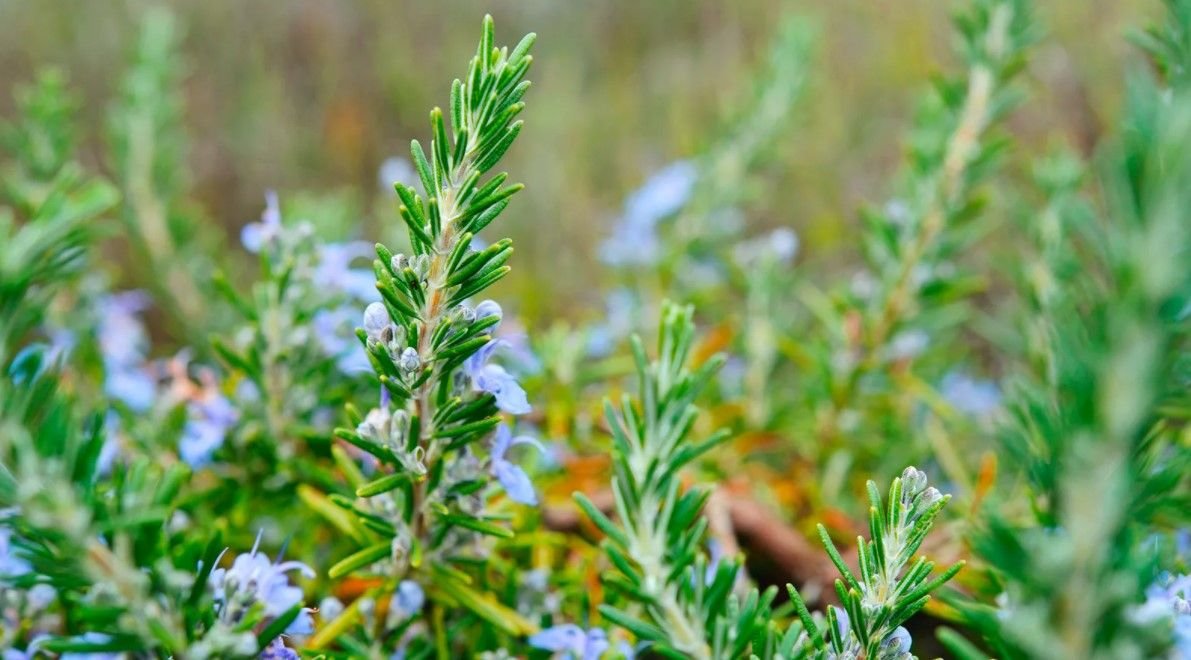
[[821, 2, 1014, 442]]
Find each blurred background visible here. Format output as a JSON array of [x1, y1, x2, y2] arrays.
[[0, 0, 1154, 322]]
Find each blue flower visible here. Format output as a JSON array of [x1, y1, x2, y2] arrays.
[[586, 289, 637, 358], [210, 531, 315, 636], [242, 190, 283, 253], [529, 624, 611, 660], [313, 305, 372, 374], [97, 291, 156, 411], [879, 627, 912, 657], [939, 371, 1001, 417], [1137, 572, 1191, 656], [464, 340, 531, 414], [179, 390, 238, 468], [59, 633, 119, 660], [489, 424, 543, 506], [392, 579, 425, 619], [259, 638, 299, 660], [0, 527, 30, 578], [600, 160, 697, 266], [379, 156, 418, 192], [315, 241, 378, 301]]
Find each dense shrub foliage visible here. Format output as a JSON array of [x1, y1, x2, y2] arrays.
[[0, 2, 1188, 658]]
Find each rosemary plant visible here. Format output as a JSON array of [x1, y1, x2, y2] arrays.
[[803, 0, 1036, 475], [575, 302, 773, 659], [305, 16, 541, 654], [785, 467, 962, 659], [941, 2, 1191, 657]]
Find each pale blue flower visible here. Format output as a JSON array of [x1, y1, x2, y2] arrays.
[[475, 299, 502, 322], [97, 291, 156, 411], [0, 527, 30, 578], [879, 627, 912, 658], [315, 241, 378, 301], [586, 289, 638, 358], [379, 156, 418, 192], [392, 579, 425, 619], [97, 412, 122, 476], [179, 392, 238, 468], [529, 624, 610, 660], [704, 539, 725, 585], [600, 160, 698, 266], [242, 190, 283, 253], [314, 305, 371, 374], [59, 632, 118, 660], [464, 340, 530, 414], [489, 424, 543, 506], [259, 638, 299, 660], [1137, 572, 1191, 656], [940, 371, 1001, 417], [210, 531, 314, 636], [624, 161, 698, 227]]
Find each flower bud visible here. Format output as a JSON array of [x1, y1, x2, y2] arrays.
[[454, 305, 477, 324], [398, 347, 421, 373], [391, 253, 407, 272], [363, 303, 391, 342], [475, 300, 503, 322], [900, 466, 928, 498]]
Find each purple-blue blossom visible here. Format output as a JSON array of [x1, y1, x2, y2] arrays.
[[313, 305, 372, 374], [489, 424, 542, 506], [259, 638, 299, 660], [1136, 572, 1191, 656], [179, 390, 239, 468], [0, 527, 30, 578], [940, 371, 1001, 417], [599, 160, 698, 266], [315, 241, 378, 302], [96, 291, 156, 412], [209, 532, 315, 636], [529, 624, 611, 660], [879, 627, 912, 657], [378, 156, 418, 193], [586, 289, 638, 358], [391, 579, 425, 620], [241, 190, 283, 253], [464, 340, 530, 414]]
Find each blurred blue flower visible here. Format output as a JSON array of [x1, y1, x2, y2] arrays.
[[315, 241, 378, 301], [940, 371, 1001, 417], [59, 633, 118, 660], [529, 624, 611, 660], [314, 305, 371, 374], [392, 579, 425, 619], [259, 638, 299, 660], [600, 160, 697, 266], [210, 531, 314, 636], [379, 156, 418, 193], [489, 424, 543, 506], [97, 291, 156, 411], [1136, 572, 1191, 656], [586, 289, 638, 358], [464, 340, 530, 414], [179, 391, 238, 468], [832, 606, 851, 644], [0, 527, 30, 578], [242, 190, 283, 253]]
